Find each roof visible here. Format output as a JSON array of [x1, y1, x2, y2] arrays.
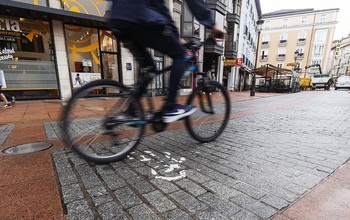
[[252, 64, 293, 78]]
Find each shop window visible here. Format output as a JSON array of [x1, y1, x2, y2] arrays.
[[0, 15, 58, 99], [61, 0, 112, 17], [10, 0, 48, 7]]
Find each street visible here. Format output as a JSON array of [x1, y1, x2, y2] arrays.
[[1, 90, 350, 219]]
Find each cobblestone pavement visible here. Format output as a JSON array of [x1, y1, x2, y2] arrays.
[[51, 90, 350, 219]]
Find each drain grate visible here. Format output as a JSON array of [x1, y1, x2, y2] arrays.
[[3, 142, 53, 155]]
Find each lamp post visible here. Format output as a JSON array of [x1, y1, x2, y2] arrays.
[[293, 50, 299, 72], [250, 19, 265, 96]]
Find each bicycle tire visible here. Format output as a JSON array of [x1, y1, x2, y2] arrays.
[[62, 79, 145, 163], [185, 81, 230, 142]]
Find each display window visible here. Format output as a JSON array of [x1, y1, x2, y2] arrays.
[[61, 0, 112, 18], [65, 24, 120, 95], [10, 0, 48, 7], [0, 15, 59, 99]]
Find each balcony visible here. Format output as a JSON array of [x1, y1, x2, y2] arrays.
[[277, 54, 286, 61], [207, 0, 226, 14], [297, 38, 306, 45], [279, 40, 287, 47], [261, 41, 269, 48], [260, 55, 268, 62], [297, 53, 304, 60]]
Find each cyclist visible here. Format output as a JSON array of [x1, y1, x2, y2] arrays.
[[110, 0, 225, 123]]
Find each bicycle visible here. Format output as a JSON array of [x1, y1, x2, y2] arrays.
[[62, 35, 231, 164]]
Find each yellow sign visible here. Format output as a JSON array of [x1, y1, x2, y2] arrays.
[[224, 59, 236, 66], [287, 62, 299, 66]]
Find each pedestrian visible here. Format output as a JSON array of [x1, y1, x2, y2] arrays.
[[211, 73, 216, 81], [0, 71, 14, 109]]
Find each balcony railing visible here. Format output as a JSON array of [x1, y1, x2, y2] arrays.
[[297, 53, 304, 59], [277, 54, 286, 60], [260, 55, 268, 61], [297, 38, 306, 45], [279, 40, 287, 46], [261, 41, 269, 48]]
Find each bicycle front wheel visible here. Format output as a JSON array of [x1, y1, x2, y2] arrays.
[[62, 79, 145, 164], [185, 81, 230, 142]]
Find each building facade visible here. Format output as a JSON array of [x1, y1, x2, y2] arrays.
[[329, 35, 350, 77], [234, 0, 261, 91], [0, 0, 243, 101], [257, 8, 339, 77]]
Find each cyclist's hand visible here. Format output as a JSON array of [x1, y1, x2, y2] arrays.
[[211, 26, 226, 42], [179, 38, 187, 45]]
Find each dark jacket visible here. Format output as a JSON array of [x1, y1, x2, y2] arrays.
[[110, 0, 215, 35]]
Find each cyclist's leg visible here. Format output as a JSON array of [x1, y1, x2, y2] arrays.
[[110, 20, 185, 108]]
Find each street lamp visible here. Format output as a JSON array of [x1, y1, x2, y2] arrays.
[[294, 50, 299, 72], [250, 19, 265, 96]]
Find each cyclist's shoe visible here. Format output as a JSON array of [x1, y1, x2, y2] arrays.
[[2, 103, 12, 109], [115, 111, 137, 121], [162, 104, 197, 123]]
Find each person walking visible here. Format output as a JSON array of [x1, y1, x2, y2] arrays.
[[0, 72, 14, 109]]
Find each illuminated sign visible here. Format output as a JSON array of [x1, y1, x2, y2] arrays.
[[0, 19, 21, 32]]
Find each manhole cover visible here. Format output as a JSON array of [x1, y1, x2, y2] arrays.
[[3, 142, 52, 155]]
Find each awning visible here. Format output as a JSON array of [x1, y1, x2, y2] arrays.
[[252, 64, 293, 78], [0, 0, 109, 29]]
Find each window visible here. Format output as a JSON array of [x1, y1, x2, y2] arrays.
[[283, 19, 288, 27], [302, 17, 308, 25], [277, 63, 283, 68], [265, 21, 270, 29], [320, 14, 326, 23], [280, 33, 288, 41], [11, 0, 48, 6], [182, 2, 200, 37], [262, 35, 270, 42], [298, 32, 307, 40], [61, 0, 112, 17], [0, 15, 58, 99], [278, 48, 286, 55], [312, 45, 325, 57], [314, 29, 328, 44]]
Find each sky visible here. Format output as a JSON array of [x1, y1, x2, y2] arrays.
[[260, 0, 350, 40]]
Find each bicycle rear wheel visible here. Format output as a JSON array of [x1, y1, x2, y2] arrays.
[[185, 81, 230, 142], [62, 79, 145, 163]]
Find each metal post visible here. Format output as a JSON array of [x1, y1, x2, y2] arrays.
[[250, 31, 261, 96], [251, 19, 264, 96]]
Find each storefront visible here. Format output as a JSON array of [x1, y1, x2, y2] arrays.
[[0, 0, 122, 100]]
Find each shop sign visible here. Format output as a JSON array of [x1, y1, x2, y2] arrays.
[[224, 59, 236, 66], [236, 58, 243, 66], [0, 19, 21, 32], [126, 63, 132, 71], [0, 47, 15, 61]]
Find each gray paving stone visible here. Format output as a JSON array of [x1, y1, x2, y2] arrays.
[[127, 176, 155, 194], [66, 199, 94, 220], [97, 202, 127, 220], [196, 208, 228, 220], [61, 183, 85, 204], [261, 194, 289, 210], [96, 164, 116, 177], [114, 186, 143, 209], [150, 178, 180, 194], [230, 210, 259, 220], [128, 204, 160, 220], [87, 185, 113, 206], [203, 180, 241, 199], [198, 193, 240, 217], [169, 190, 207, 213], [233, 182, 266, 199], [57, 170, 78, 186], [175, 179, 207, 196], [229, 194, 276, 218], [163, 209, 194, 220], [143, 190, 176, 213], [185, 169, 212, 183], [80, 172, 104, 189], [102, 174, 127, 190]]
